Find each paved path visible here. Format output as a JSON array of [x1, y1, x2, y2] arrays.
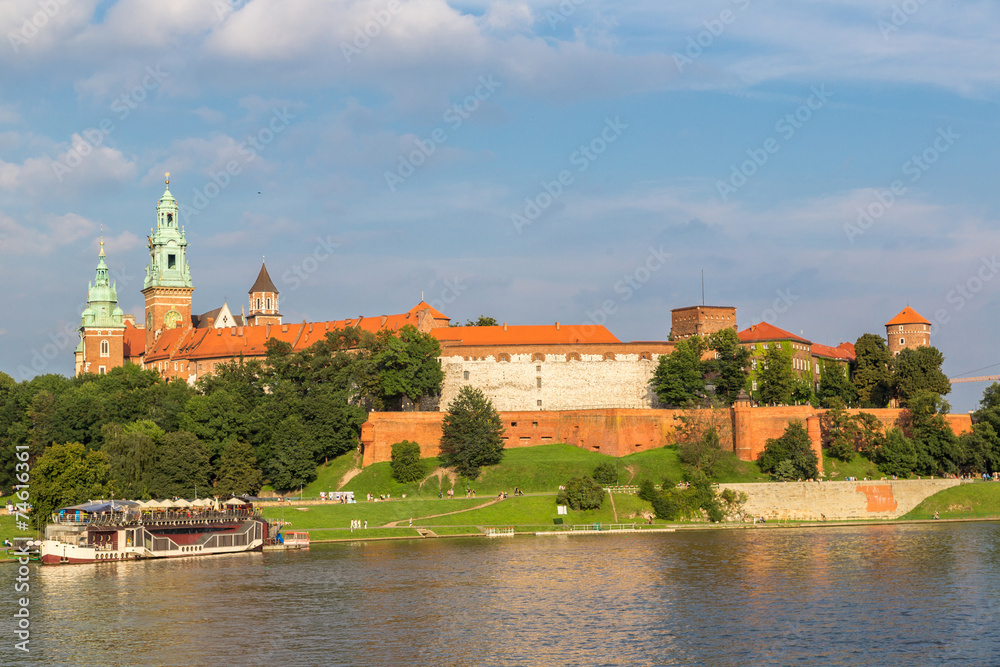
[[383, 498, 502, 527]]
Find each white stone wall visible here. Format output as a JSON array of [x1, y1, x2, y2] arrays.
[[439, 353, 664, 411]]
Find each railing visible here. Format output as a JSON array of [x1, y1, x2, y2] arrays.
[[82, 509, 261, 527], [484, 527, 514, 537], [603, 486, 639, 494], [569, 523, 638, 532]]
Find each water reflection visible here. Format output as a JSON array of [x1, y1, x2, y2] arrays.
[[5, 523, 1000, 666]]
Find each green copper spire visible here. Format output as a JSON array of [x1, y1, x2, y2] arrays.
[[144, 172, 193, 290], [81, 239, 125, 328]]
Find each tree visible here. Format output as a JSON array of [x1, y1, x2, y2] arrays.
[[101, 420, 164, 499], [905, 392, 960, 475], [758, 345, 795, 405], [264, 414, 317, 492], [756, 420, 819, 480], [439, 386, 505, 478], [556, 476, 605, 510], [852, 334, 893, 408], [151, 431, 211, 499], [31, 442, 114, 523], [459, 316, 498, 327], [817, 359, 857, 407], [391, 441, 425, 483], [372, 325, 445, 410], [592, 462, 618, 486], [652, 335, 707, 406], [215, 439, 264, 498], [823, 399, 857, 462], [875, 428, 919, 477], [707, 328, 751, 404], [893, 346, 951, 406]]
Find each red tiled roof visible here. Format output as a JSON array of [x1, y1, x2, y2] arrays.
[[144, 304, 446, 363], [738, 322, 811, 345], [432, 324, 620, 347], [837, 341, 855, 357], [123, 321, 146, 358], [885, 306, 931, 326], [811, 342, 855, 362], [408, 301, 449, 321]]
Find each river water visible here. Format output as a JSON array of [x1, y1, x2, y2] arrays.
[[5, 522, 1000, 666]]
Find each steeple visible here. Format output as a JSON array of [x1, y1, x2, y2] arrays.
[[142, 174, 195, 350], [82, 239, 125, 328], [247, 259, 281, 326]]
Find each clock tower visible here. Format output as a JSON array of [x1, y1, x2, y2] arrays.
[[141, 173, 194, 351]]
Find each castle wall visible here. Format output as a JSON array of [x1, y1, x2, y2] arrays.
[[719, 479, 961, 521], [439, 349, 668, 412], [359, 406, 974, 472]]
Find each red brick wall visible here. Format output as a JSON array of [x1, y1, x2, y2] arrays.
[[360, 406, 974, 472]]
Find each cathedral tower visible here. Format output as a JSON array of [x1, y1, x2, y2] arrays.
[[141, 174, 194, 351], [76, 240, 126, 375], [247, 260, 281, 326]]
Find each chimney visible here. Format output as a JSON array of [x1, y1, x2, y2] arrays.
[[556, 322, 560, 330], [265, 323, 271, 338], [503, 322, 508, 331], [380, 315, 388, 326]]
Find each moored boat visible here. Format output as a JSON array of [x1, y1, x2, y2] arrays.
[[39, 498, 273, 565]]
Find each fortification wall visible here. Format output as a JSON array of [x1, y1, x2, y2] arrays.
[[439, 352, 665, 412], [359, 406, 974, 471], [719, 479, 962, 521]]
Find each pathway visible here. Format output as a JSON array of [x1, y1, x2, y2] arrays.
[[383, 498, 502, 527]]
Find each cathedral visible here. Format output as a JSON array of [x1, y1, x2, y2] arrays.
[[76, 178, 928, 411]]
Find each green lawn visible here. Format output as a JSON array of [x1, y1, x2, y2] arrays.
[[260, 498, 485, 529], [902, 482, 1000, 520], [822, 451, 880, 481]]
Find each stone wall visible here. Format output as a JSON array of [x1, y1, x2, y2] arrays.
[[718, 479, 962, 521], [439, 346, 672, 412]]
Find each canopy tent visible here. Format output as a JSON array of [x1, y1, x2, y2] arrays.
[[58, 500, 140, 514], [192, 498, 214, 507], [172, 498, 193, 508], [224, 497, 249, 506]]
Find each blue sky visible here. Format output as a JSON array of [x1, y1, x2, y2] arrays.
[[1, 0, 998, 412]]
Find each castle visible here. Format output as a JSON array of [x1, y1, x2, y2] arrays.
[[76, 179, 932, 410]]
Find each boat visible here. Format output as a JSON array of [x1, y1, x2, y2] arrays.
[[39, 499, 273, 565], [262, 530, 310, 551]]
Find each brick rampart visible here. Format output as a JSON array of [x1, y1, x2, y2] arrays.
[[359, 407, 973, 470]]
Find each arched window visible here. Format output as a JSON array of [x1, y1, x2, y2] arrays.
[[100, 340, 109, 357], [257, 298, 261, 310], [266, 297, 271, 310]]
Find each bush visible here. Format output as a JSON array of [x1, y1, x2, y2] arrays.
[[757, 420, 819, 480], [556, 476, 606, 510], [592, 462, 618, 486], [390, 440, 424, 483], [637, 479, 658, 502]]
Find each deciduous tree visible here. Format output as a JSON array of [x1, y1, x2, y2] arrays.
[[439, 386, 504, 478], [652, 335, 707, 406]]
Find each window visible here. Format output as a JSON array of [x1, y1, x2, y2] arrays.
[[100, 340, 109, 357], [751, 359, 757, 371], [266, 297, 271, 310], [900, 338, 905, 345], [537, 400, 542, 406], [463, 371, 469, 380], [166, 213, 173, 224], [511, 422, 517, 427], [168, 254, 176, 269], [751, 380, 757, 391], [99, 366, 106, 375], [536, 377, 542, 388], [762, 344, 768, 350], [536, 365, 541, 372]]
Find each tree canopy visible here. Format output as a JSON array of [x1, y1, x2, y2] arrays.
[[706, 328, 751, 405], [758, 345, 794, 405], [652, 335, 707, 406], [852, 334, 893, 408], [439, 386, 505, 478]]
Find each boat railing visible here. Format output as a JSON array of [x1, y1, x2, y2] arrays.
[[77, 509, 263, 527]]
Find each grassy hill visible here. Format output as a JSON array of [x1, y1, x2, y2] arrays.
[[902, 482, 1000, 520]]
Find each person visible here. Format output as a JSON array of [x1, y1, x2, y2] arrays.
[[409, 517, 413, 527], [821, 513, 826, 522], [364, 520, 368, 529], [933, 511, 940, 520]]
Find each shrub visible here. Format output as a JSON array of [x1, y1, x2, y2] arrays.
[[757, 420, 819, 480], [556, 476, 606, 510], [390, 440, 425, 483], [651, 491, 683, 521], [637, 479, 658, 502], [592, 461, 618, 486]]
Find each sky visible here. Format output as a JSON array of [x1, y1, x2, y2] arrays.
[[1, 0, 998, 412]]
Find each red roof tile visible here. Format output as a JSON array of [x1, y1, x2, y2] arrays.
[[811, 342, 855, 362], [738, 322, 811, 345], [432, 324, 620, 347], [885, 306, 931, 327]]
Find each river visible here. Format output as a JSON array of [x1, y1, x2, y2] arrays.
[[5, 522, 1000, 666]]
